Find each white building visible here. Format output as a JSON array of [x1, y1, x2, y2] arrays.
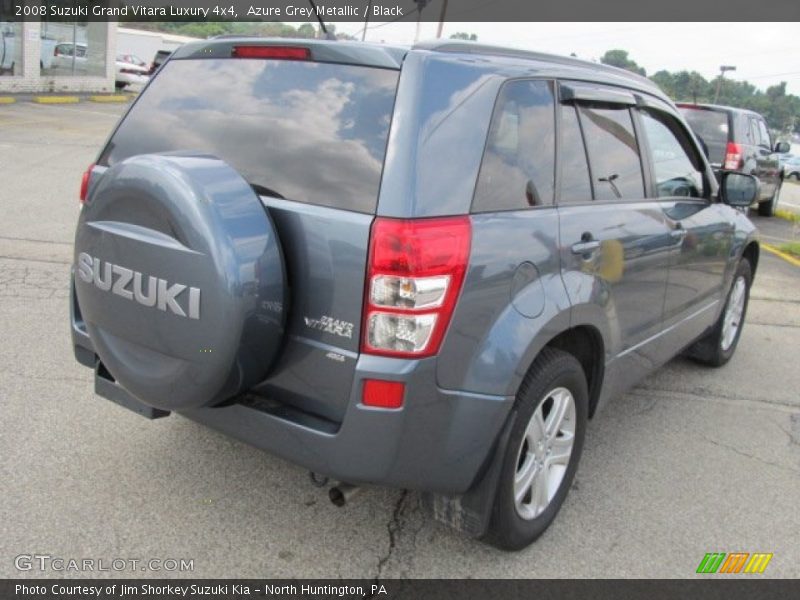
[[0, 21, 117, 94], [117, 27, 198, 66]]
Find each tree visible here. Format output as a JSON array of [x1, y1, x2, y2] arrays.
[[602, 49, 800, 135], [600, 49, 646, 76], [449, 32, 478, 41]]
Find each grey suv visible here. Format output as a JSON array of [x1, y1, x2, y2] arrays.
[[678, 103, 789, 216], [70, 39, 761, 550]]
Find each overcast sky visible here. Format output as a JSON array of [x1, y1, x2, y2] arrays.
[[332, 22, 800, 96]]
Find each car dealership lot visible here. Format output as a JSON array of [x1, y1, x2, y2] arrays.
[[0, 102, 798, 578]]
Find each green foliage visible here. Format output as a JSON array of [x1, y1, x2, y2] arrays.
[[449, 32, 478, 41], [122, 21, 326, 40], [600, 49, 646, 76], [604, 49, 799, 134]]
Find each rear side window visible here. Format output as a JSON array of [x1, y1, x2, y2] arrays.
[[578, 105, 644, 201], [679, 107, 730, 165], [472, 80, 556, 212], [100, 59, 399, 213]]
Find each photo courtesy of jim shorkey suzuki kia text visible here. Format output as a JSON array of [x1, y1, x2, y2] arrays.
[[14, 584, 386, 597]]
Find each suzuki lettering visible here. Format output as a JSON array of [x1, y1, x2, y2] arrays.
[[76, 252, 200, 320]]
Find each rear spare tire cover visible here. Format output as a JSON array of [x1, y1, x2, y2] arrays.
[[74, 153, 287, 411]]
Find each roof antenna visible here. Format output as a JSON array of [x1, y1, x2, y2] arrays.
[[307, 0, 336, 40]]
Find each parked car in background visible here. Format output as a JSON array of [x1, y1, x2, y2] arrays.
[[784, 156, 800, 182], [53, 42, 87, 71], [115, 54, 149, 89], [53, 43, 149, 89], [117, 53, 148, 68], [678, 103, 790, 216], [148, 49, 172, 75]]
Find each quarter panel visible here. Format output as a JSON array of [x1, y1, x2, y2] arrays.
[[437, 210, 570, 396]]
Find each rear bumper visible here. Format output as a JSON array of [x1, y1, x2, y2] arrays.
[[72, 281, 514, 494]]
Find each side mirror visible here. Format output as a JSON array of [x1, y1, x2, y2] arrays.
[[720, 172, 759, 207], [775, 141, 791, 154]]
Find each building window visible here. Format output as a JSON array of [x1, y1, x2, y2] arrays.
[[41, 22, 107, 77], [0, 22, 23, 77]]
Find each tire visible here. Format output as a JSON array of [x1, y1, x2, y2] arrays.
[[74, 154, 287, 411], [483, 347, 588, 551], [686, 259, 752, 367], [758, 182, 780, 216], [788, 173, 799, 182]]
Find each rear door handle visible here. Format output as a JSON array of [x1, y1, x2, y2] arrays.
[[571, 239, 601, 255]]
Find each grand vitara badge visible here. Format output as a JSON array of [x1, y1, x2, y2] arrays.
[[76, 252, 200, 319]]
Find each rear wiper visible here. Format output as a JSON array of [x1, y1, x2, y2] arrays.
[[307, 0, 337, 40], [251, 183, 285, 199]]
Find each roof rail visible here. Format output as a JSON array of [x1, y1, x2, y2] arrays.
[[414, 40, 658, 90]]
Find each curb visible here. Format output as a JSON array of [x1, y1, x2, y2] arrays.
[[0, 94, 136, 105], [761, 243, 800, 268], [32, 96, 81, 104], [89, 95, 132, 103]]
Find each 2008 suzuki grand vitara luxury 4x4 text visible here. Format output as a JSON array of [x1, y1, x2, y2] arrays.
[[71, 39, 761, 550]]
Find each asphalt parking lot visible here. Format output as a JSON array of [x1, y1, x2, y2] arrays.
[[0, 101, 798, 579]]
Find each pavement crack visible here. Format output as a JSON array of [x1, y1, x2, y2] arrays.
[[636, 386, 799, 413], [0, 254, 71, 265], [372, 489, 409, 585], [0, 235, 72, 246], [701, 435, 800, 475]]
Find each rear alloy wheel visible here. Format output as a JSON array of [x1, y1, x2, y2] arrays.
[[686, 259, 752, 367], [484, 348, 587, 550], [513, 387, 576, 520]]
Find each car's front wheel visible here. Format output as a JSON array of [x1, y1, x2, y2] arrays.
[[687, 258, 752, 367], [484, 348, 588, 550]]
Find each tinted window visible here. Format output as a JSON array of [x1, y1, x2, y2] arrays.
[[101, 59, 399, 213], [679, 107, 729, 164], [757, 120, 771, 148], [558, 105, 593, 203], [473, 80, 556, 212], [639, 110, 703, 198], [578, 105, 644, 201]]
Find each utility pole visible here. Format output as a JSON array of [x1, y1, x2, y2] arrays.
[[362, 0, 372, 41], [414, 0, 428, 43], [436, 0, 449, 39], [714, 65, 736, 103]]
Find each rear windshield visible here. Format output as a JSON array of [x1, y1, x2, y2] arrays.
[[678, 107, 730, 165], [100, 58, 399, 213]]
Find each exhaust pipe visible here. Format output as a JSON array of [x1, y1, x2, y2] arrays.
[[329, 483, 361, 507]]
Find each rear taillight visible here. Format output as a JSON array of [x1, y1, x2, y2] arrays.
[[231, 46, 310, 60], [724, 142, 743, 170], [362, 217, 471, 358], [79, 164, 94, 204], [119, 68, 139, 75]]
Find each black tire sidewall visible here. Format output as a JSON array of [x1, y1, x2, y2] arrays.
[[718, 259, 752, 363], [486, 349, 589, 551]]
